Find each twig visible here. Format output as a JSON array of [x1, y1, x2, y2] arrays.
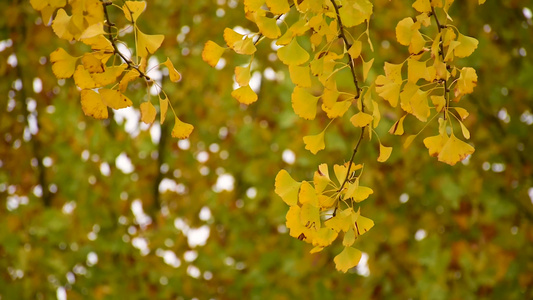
[[431, 7, 449, 120]]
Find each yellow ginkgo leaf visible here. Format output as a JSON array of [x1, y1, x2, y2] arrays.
[[333, 163, 348, 185], [159, 94, 168, 124], [313, 164, 331, 193], [300, 202, 320, 229], [92, 65, 127, 87], [231, 85, 258, 105], [362, 57, 374, 82], [371, 99, 381, 128], [409, 29, 426, 54], [79, 22, 106, 40], [407, 58, 428, 83], [453, 107, 469, 120], [140, 102, 156, 124], [244, 0, 265, 13], [431, 95, 446, 112], [343, 228, 356, 247], [375, 75, 401, 107], [136, 28, 164, 58], [334, 246, 362, 273], [235, 65, 251, 87], [73, 65, 97, 89], [350, 112, 373, 127], [289, 64, 312, 87], [163, 58, 181, 82], [312, 228, 338, 247], [389, 115, 407, 135], [81, 89, 108, 119], [81, 53, 104, 73], [298, 181, 319, 206], [50, 48, 78, 79], [384, 62, 403, 83], [338, 0, 373, 27], [291, 87, 319, 120], [278, 38, 309, 66], [355, 214, 374, 236], [325, 208, 354, 233], [171, 116, 194, 139], [274, 170, 301, 206], [265, 0, 290, 14], [202, 40, 225, 67], [232, 37, 257, 55], [100, 89, 133, 109], [438, 133, 474, 165], [347, 41, 362, 58], [454, 33, 478, 58], [119, 70, 139, 92], [410, 90, 430, 122], [123, 1, 146, 22], [322, 100, 351, 119], [455, 67, 477, 96], [223, 27, 244, 48], [459, 120, 471, 139], [404, 134, 417, 148], [396, 17, 414, 46], [303, 130, 326, 154], [423, 133, 449, 157], [412, 0, 431, 13], [378, 144, 393, 162], [255, 14, 281, 39], [52, 9, 74, 40], [353, 186, 373, 202]]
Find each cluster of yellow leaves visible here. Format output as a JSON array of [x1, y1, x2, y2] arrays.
[[377, 0, 479, 165], [275, 163, 374, 272], [32, 0, 193, 139]]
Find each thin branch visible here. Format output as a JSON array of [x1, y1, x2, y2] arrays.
[[330, 0, 361, 99], [101, 0, 151, 81], [431, 7, 450, 120]]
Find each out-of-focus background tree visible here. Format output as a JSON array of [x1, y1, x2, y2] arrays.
[[1, 1, 532, 299]]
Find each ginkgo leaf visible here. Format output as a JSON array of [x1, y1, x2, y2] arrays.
[[389, 115, 407, 135], [223, 27, 244, 48], [318, 194, 336, 209], [159, 94, 168, 124], [378, 144, 393, 162], [375, 75, 401, 107], [231, 85, 258, 105], [455, 67, 477, 96], [278, 38, 309, 66], [137, 28, 164, 58], [384, 62, 403, 83], [235, 65, 251, 87], [232, 37, 257, 55], [362, 57, 374, 82], [73, 65, 97, 89], [322, 100, 351, 119], [313, 164, 331, 194], [325, 208, 354, 233], [338, 0, 373, 27], [265, 0, 290, 14], [92, 65, 127, 87], [453, 107, 469, 120], [274, 170, 301, 206], [431, 95, 446, 112], [81, 53, 104, 73], [438, 133, 474, 165], [255, 14, 281, 39], [350, 112, 373, 127], [396, 17, 414, 46], [404, 134, 417, 148], [140, 102, 157, 124], [371, 99, 381, 128], [310, 246, 324, 254], [409, 29, 426, 54], [407, 58, 428, 83], [347, 41, 362, 58], [303, 130, 326, 154], [459, 120, 471, 139], [52, 9, 74, 40], [50, 48, 78, 79], [300, 202, 320, 229], [289, 64, 312, 87], [81, 89, 108, 119], [100, 89, 132, 109], [343, 228, 356, 247], [454, 33, 478, 58], [163, 58, 181, 82], [119, 70, 139, 92], [291, 87, 318, 120], [334, 246, 362, 273], [123, 1, 146, 22], [423, 133, 449, 157], [79, 22, 106, 40], [355, 214, 374, 236], [353, 186, 373, 202], [244, 0, 265, 13], [312, 228, 338, 247], [412, 0, 431, 13], [410, 90, 430, 122], [171, 116, 194, 139], [298, 181, 318, 206], [202, 40, 225, 67]]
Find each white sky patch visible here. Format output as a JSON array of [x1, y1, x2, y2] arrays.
[[150, 122, 161, 144], [399, 193, 409, 204], [271, 40, 282, 51], [263, 67, 276, 81], [33, 78, 42, 93], [131, 199, 152, 228], [174, 218, 190, 234], [113, 107, 140, 137], [246, 187, 257, 199], [356, 252, 370, 277], [196, 151, 209, 163], [232, 26, 251, 35], [249, 71, 262, 93], [7, 53, 17, 67], [62, 201, 76, 215], [158, 250, 181, 268], [528, 187, 533, 204], [116, 43, 131, 62], [116, 152, 134, 174], [282, 149, 295, 164], [184, 250, 198, 262], [187, 225, 210, 248], [86, 252, 98, 266], [132, 237, 150, 256], [178, 139, 190, 150], [199, 206, 212, 221], [28, 114, 39, 135], [215, 57, 226, 70], [100, 162, 111, 176], [523, 7, 532, 19], [187, 265, 201, 278], [159, 178, 178, 193], [56, 287, 67, 300], [415, 229, 427, 241], [213, 173, 235, 192]]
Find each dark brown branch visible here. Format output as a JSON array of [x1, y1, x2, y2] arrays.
[[101, 0, 151, 81], [431, 7, 450, 120], [330, 0, 361, 100]]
